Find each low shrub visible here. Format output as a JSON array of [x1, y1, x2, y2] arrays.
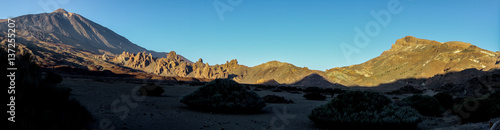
[[303, 92, 326, 100], [272, 88, 282, 92], [303, 87, 322, 93], [309, 91, 422, 129], [44, 71, 63, 84], [433, 92, 454, 109], [262, 95, 293, 104], [18, 86, 94, 129], [138, 83, 164, 96], [454, 93, 500, 123], [180, 79, 266, 113], [386, 85, 423, 95], [401, 94, 445, 116], [454, 97, 465, 105], [489, 91, 500, 105], [188, 81, 206, 86], [277, 86, 301, 92], [324, 88, 345, 95]]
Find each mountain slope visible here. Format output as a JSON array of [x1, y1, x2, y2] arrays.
[[0, 9, 190, 61], [326, 36, 499, 86]]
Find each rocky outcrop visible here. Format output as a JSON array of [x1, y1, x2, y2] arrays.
[[110, 51, 233, 79], [109, 53, 324, 85]]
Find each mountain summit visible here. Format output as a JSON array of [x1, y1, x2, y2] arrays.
[[0, 8, 187, 59], [52, 8, 69, 13]]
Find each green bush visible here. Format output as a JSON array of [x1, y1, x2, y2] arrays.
[[303, 92, 327, 100], [180, 79, 266, 113], [401, 94, 445, 116], [309, 91, 422, 129], [433, 92, 454, 109], [454, 93, 500, 123]]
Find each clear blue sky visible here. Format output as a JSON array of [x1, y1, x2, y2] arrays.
[[2, 0, 499, 70]]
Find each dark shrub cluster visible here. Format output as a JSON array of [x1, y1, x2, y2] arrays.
[[303, 87, 345, 97], [262, 95, 294, 104], [309, 91, 422, 129], [180, 79, 266, 113], [188, 81, 206, 86], [303, 87, 322, 93], [3, 50, 93, 129], [277, 86, 301, 91], [386, 85, 424, 95], [138, 83, 164, 96], [454, 92, 500, 123], [433, 92, 454, 109], [400, 94, 445, 117], [43, 71, 63, 84], [489, 91, 500, 105], [19, 86, 94, 129], [303, 92, 327, 100], [324, 88, 346, 95]]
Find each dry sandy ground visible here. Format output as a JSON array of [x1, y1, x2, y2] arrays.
[[63, 78, 328, 130], [61, 77, 498, 130]]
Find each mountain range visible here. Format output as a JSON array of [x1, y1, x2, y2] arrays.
[[1, 9, 499, 87]]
